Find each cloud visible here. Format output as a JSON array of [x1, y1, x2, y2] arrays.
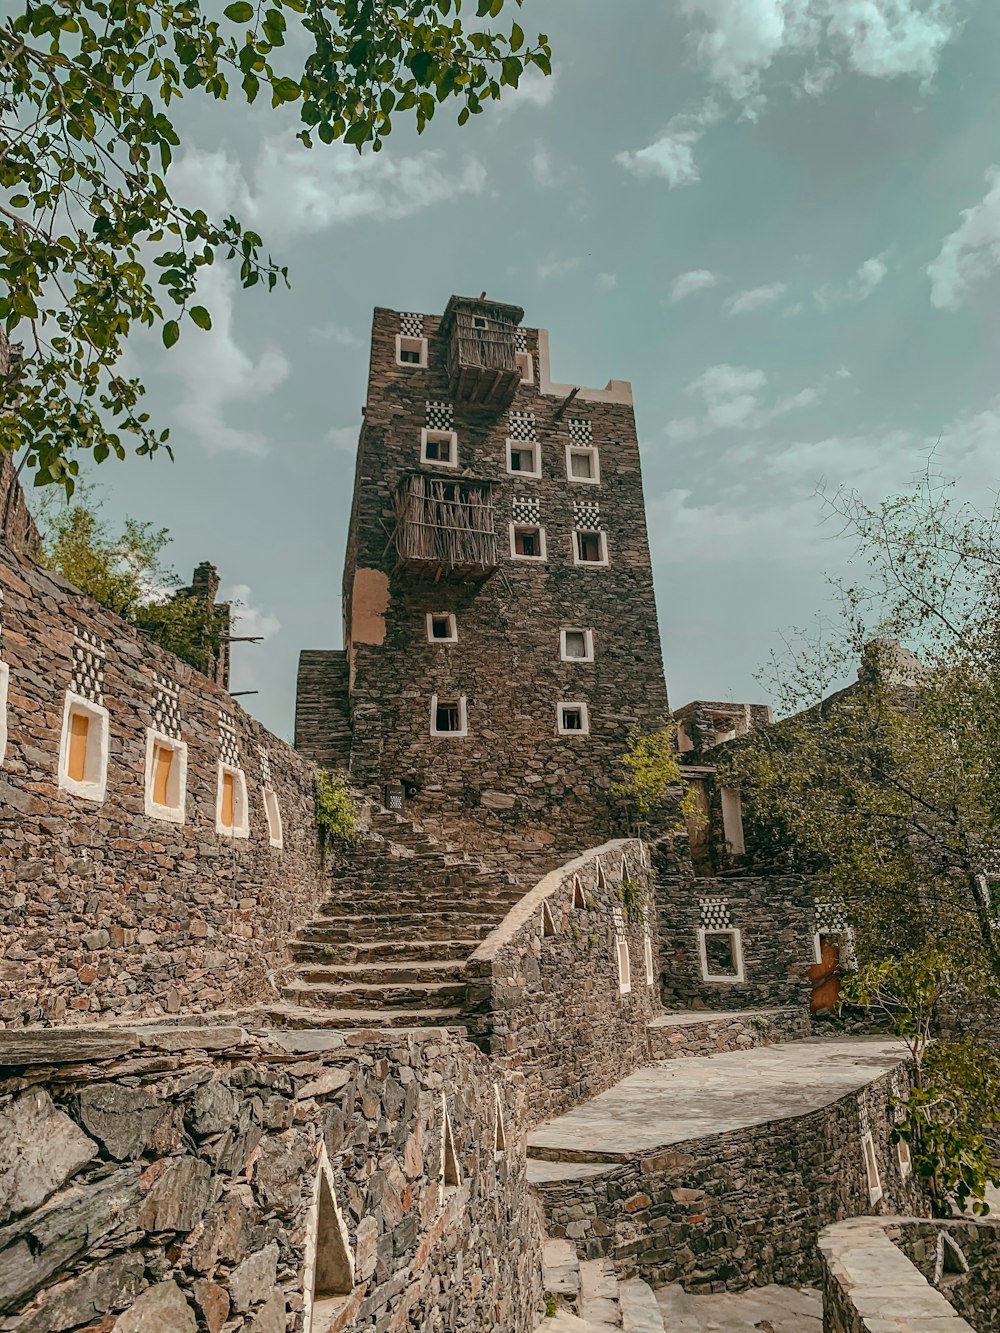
[[156, 265, 289, 455], [595, 272, 617, 291], [530, 142, 559, 188], [616, 101, 722, 187], [492, 66, 558, 118], [927, 167, 1000, 310], [814, 255, 888, 309], [723, 281, 788, 316], [324, 425, 360, 454], [309, 322, 363, 346], [537, 255, 585, 281], [670, 269, 720, 303], [665, 362, 828, 440], [225, 584, 283, 696]]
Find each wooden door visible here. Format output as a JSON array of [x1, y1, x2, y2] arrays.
[[809, 936, 842, 1012]]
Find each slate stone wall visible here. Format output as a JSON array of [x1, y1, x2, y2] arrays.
[[645, 1007, 811, 1061], [898, 1218, 1000, 1330], [464, 839, 660, 1124], [534, 1069, 926, 1292], [0, 1023, 544, 1333], [333, 304, 671, 878], [0, 543, 325, 1027]]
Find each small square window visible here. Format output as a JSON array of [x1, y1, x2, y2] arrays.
[[574, 529, 608, 566], [516, 351, 534, 384], [473, 316, 488, 329], [263, 788, 283, 849], [566, 446, 600, 484], [58, 692, 109, 803], [698, 927, 745, 983], [430, 694, 468, 738], [421, 428, 458, 468], [144, 730, 187, 824], [560, 628, 594, 662], [510, 524, 546, 561], [395, 335, 428, 368], [216, 762, 249, 838], [557, 702, 590, 735], [426, 612, 458, 644], [506, 438, 541, 478]]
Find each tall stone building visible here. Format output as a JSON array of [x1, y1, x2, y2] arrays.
[[297, 295, 671, 866]]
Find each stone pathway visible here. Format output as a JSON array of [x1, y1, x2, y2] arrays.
[[656, 1284, 823, 1332]]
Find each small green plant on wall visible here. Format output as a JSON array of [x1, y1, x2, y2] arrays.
[[610, 719, 697, 837], [314, 769, 357, 849], [617, 877, 645, 924]]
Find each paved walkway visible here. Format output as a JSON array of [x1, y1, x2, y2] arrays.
[[656, 1283, 822, 1332], [528, 1038, 904, 1161]]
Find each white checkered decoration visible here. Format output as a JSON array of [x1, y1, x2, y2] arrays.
[[152, 672, 181, 740], [568, 418, 593, 442], [815, 901, 849, 935], [400, 312, 424, 337], [700, 897, 731, 929], [509, 410, 536, 441], [0, 587, 5, 647], [258, 745, 273, 790], [219, 712, 240, 767], [71, 629, 106, 705], [611, 905, 627, 940], [514, 328, 528, 353], [573, 500, 603, 531], [512, 496, 540, 525], [425, 401, 453, 431]]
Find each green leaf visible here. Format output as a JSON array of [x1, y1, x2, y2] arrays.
[[162, 320, 180, 348], [510, 22, 524, 51], [189, 305, 212, 331], [223, 2, 254, 21], [8, 195, 29, 209]]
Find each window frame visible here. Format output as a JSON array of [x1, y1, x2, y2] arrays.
[[509, 522, 547, 562], [515, 350, 534, 385], [644, 930, 656, 987], [420, 427, 459, 469], [560, 627, 594, 663], [697, 926, 745, 983], [395, 334, 428, 368], [505, 437, 541, 479], [57, 691, 110, 804], [572, 528, 610, 567], [896, 1136, 911, 1180], [565, 444, 601, 485], [430, 693, 468, 739], [426, 612, 458, 645], [215, 761, 250, 838], [263, 788, 284, 850], [143, 729, 188, 824], [557, 701, 590, 736], [616, 936, 632, 995], [720, 786, 746, 855], [861, 1131, 883, 1204]]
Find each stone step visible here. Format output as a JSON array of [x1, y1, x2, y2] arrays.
[[291, 938, 477, 965], [282, 979, 467, 1011], [310, 900, 515, 921], [295, 917, 498, 943], [315, 891, 521, 914], [294, 959, 468, 987], [618, 1279, 664, 1333], [544, 1237, 582, 1306], [580, 1258, 620, 1328], [261, 1002, 466, 1030]]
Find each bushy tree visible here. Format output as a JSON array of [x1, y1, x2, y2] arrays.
[[611, 720, 697, 837]]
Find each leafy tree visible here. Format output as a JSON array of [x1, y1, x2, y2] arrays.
[[37, 485, 227, 675], [611, 720, 698, 837], [0, 0, 551, 492]]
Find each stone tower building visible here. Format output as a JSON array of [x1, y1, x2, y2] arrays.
[[297, 295, 670, 867]]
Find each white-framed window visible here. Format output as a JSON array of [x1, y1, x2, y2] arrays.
[[557, 702, 590, 736], [616, 937, 632, 995], [644, 930, 655, 986], [566, 445, 600, 484], [560, 627, 594, 662], [896, 1136, 912, 1179], [573, 529, 609, 566], [216, 762, 249, 838], [506, 438, 541, 478], [861, 1131, 883, 1204], [440, 1096, 461, 1201], [395, 334, 428, 368], [493, 1086, 507, 1159], [263, 788, 284, 849], [304, 1145, 354, 1332], [698, 927, 745, 983], [541, 900, 556, 938], [472, 315, 488, 330], [509, 523, 546, 561], [143, 730, 187, 824], [57, 692, 109, 803], [516, 350, 534, 384], [430, 694, 468, 738], [420, 428, 458, 468], [572, 875, 586, 909], [0, 660, 9, 769], [426, 612, 458, 644], [720, 787, 746, 855]]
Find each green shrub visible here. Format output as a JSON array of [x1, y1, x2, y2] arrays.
[[314, 770, 357, 846]]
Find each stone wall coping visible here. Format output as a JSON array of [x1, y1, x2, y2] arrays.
[[469, 837, 641, 963], [818, 1216, 984, 1331]]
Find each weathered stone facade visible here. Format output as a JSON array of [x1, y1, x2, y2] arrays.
[[299, 299, 671, 876], [0, 1024, 543, 1333]]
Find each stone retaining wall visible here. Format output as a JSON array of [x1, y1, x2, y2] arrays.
[[0, 543, 325, 1026], [0, 1023, 543, 1333], [534, 1070, 926, 1292], [898, 1218, 1000, 1330], [646, 1007, 810, 1062], [464, 839, 660, 1124]]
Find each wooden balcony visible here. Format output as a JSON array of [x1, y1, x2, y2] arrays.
[[394, 474, 498, 582], [442, 295, 525, 408]]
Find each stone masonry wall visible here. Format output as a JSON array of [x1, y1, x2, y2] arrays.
[[0, 542, 325, 1027], [535, 1069, 926, 1293], [337, 305, 671, 879], [464, 839, 660, 1124], [898, 1218, 1000, 1330], [0, 1023, 543, 1333]]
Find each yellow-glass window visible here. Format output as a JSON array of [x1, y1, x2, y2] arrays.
[[67, 711, 90, 783], [220, 770, 235, 828], [152, 744, 174, 807]]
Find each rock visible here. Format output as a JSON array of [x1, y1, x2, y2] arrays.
[[15, 1252, 144, 1332], [248, 1292, 286, 1333], [113, 1280, 197, 1332], [0, 1031, 138, 1067], [187, 1081, 237, 1137], [138, 1156, 216, 1233], [355, 1215, 379, 1282], [253, 1134, 313, 1213], [0, 1089, 98, 1225], [192, 1278, 229, 1333], [190, 1195, 250, 1273], [296, 1068, 352, 1101], [136, 1026, 248, 1052], [229, 1241, 279, 1312], [78, 1083, 161, 1161]]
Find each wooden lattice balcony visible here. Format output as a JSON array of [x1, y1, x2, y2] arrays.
[[394, 474, 498, 581], [442, 295, 524, 408]]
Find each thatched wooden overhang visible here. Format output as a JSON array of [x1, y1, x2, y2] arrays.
[[394, 472, 499, 582], [441, 294, 525, 409]]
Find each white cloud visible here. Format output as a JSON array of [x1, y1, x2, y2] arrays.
[[814, 255, 888, 309], [724, 282, 788, 316], [616, 101, 722, 187], [537, 255, 585, 281], [225, 584, 283, 696], [670, 269, 720, 303], [927, 167, 1000, 310], [324, 425, 360, 454], [665, 362, 828, 440], [530, 142, 559, 188], [157, 265, 289, 455], [309, 322, 362, 346], [595, 272, 617, 291], [492, 66, 558, 118]]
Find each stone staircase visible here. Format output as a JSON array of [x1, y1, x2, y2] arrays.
[[275, 800, 526, 1028], [542, 1239, 664, 1331]]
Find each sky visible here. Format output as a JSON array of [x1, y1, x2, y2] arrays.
[[72, 0, 1000, 740]]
